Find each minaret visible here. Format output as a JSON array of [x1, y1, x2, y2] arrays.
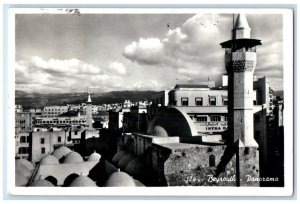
[[86, 92, 93, 129], [220, 13, 261, 186]]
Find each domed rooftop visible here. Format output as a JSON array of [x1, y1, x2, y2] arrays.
[[15, 172, 28, 186], [105, 171, 135, 187], [63, 151, 83, 163], [16, 166, 32, 179], [29, 180, 54, 187], [112, 151, 127, 165], [133, 179, 145, 187], [16, 159, 35, 171], [88, 151, 101, 161], [40, 155, 59, 165], [69, 176, 97, 187], [125, 158, 146, 179], [118, 154, 136, 170], [51, 146, 72, 160]]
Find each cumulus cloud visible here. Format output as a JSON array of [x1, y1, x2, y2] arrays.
[[108, 61, 126, 75], [15, 56, 126, 93], [122, 13, 283, 90], [30, 56, 101, 75], [123, 38, 165, 65]]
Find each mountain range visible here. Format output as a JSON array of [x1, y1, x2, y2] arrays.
[[15, 89, 284, 109]]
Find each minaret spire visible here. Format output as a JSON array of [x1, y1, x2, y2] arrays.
[[232, 13, 251, 39], [220, 13, 261, 186]]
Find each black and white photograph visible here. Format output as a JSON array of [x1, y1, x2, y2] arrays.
[[7, 7, 294, 196]]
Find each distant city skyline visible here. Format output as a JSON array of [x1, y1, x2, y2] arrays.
[[15, 11, 283, 93]]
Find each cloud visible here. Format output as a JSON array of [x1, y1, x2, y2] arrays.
[[15, 56, 126, 93], [122, 13, 283, 90], [123, 38, 165, 65], [30, 56, 101, 75], [108, 61, 126, 75], [131, 80, 161, 91]]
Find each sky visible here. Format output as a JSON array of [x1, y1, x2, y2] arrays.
[[15, 11, 283, 93]]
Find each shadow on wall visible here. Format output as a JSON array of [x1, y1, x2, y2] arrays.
[[147, 107, 196, 137]]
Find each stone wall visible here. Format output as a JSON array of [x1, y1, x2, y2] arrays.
[[151, 143, 237, 186]]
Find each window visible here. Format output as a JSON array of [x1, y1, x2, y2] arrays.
[[224, 116, 228, 121], [41, 148, 45, 154], [20, 136, 26, 143], [197, 116, 207, 122], [41, 138, 45, 144], [58, 137, 61, 143], [253, 100, 257, 105], [209, 97, 216, 106], [75, 131, 78, 135], [209, 155, 216, 167], [19, 147, 27, 154], [195, 97, 203, 106], [223, 98, 228, 105], [211, 116, 221, 121], [181, 97, 189, 106]]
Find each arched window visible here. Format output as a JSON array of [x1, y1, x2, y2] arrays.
[[63, 173, 79, 187], [209, 154, 216, 167], [45, 176, 58, 186]]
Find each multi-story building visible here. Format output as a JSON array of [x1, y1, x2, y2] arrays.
[[34, 111, 87, 126], [15, 112, 33, 132], [30, 127, 72, 162], [42, 105, 69, 118], [15, 131, 31, 159], [15, 105, 24, 113]]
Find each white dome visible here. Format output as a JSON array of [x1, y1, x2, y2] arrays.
[[15, 172, 28, 186], [16, 159, 35, 171], [29, 180, 54, 187], [133, 179, 145, 187], [52, 146, 72, 160], [105, 171, 135, 187], [16, 167, 32, 179], [69, 176, 97, 187], [40, 155, 59, 165], [63, 151, 83, 163], [88, 152, 101, 161]]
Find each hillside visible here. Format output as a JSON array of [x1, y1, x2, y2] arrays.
[[15, 90, 158, 109]]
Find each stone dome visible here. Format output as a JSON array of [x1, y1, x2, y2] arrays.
[[118, 154, 136, 170], [15, 172, 28, 186], [88, 152, 101, 161], [105, 171, 135, 187], [69, 176, 97, 187], [16, 159, 35, 171], [51, 146, 72, 160], [40, 155, 60, 165], [29, 180, 54, 187], [112, 151, 127, 165], [63, 151, 83, 163], [153, 125, 168, 137], [133, 179, 145, 187], [16, 166, 32, 179], [125, 158, 146, 179]]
